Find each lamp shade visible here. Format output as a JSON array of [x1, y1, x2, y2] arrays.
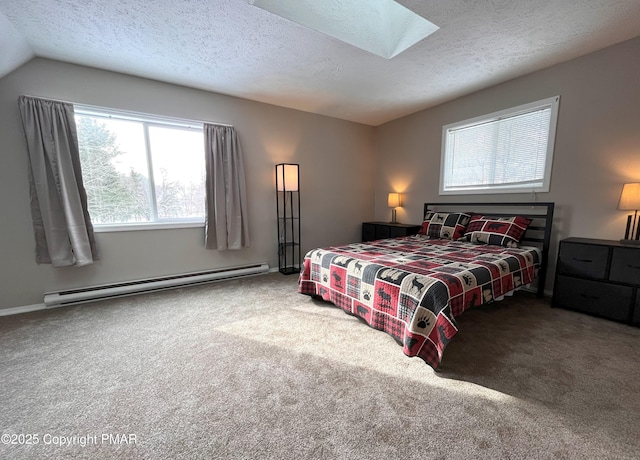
[[618, 183, 640, 210], [276, 163, 299, 192], [387, 192, 401, 208]]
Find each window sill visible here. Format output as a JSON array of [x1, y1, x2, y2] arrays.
[[93, 222, 205, 233], [439, 184, 549, 195]]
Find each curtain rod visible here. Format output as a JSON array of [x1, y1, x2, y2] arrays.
[[20, 94, 234, 128]]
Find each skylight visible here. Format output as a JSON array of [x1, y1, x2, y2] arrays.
[[250, 0, 439, 59]]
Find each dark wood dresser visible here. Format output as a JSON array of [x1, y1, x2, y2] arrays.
[[362, 222, 421, 242], [553, 237, 640, 325]]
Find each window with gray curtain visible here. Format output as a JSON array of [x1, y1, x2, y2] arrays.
[[73, 105, 206, 228], [204, 124, 250, 250], [17, 96, 98, 267]]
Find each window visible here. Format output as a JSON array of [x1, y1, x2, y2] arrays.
[[74, 106, 206, 229], [440, 96, 559, 195]]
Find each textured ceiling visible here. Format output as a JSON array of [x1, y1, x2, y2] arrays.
[[0, 0, 639, 126]]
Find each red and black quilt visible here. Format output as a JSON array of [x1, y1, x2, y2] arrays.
[[298, 235, 541, 369]]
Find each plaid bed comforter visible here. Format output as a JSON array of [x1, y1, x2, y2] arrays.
[[298, 234, 541, 369]]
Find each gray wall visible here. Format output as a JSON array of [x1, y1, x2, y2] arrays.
[[2, 36, 638, 309], [0, 59, 375, 310], [375, 36, 640, 291]]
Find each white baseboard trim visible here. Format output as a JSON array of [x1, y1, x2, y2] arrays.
[[0, 303, 46, 317], [44, 263, 270, 308]]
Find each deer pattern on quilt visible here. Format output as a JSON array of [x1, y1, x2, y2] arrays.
[[299, 235, 540, 369]]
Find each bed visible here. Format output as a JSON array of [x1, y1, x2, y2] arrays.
[[298, 202, 554, 369]]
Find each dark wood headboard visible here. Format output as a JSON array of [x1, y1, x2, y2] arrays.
[[423, 202, 555, 297]]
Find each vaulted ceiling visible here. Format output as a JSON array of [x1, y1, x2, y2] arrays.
[[1, 0, 639, 126]]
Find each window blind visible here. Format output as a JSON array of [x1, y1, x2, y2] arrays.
[[440, 96, 559, 194]]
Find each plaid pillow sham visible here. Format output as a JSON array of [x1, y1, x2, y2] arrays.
[[419, 212, 471, 240], [462, 215, 532, 247]]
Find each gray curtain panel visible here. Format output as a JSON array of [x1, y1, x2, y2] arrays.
[[204, 124, 250, 250], [17, 95, 98, 267]]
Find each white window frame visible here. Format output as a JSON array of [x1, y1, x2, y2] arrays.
[[74, 105, 206, 232], [439, 96, 560, 195]]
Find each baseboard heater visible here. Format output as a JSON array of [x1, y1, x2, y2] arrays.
[[43, 262, 270, 308]]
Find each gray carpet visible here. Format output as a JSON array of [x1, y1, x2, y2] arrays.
[[1, 273, 639, 459]]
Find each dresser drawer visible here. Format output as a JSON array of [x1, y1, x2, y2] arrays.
[[390, 226, 410, 238], [362, 223, 376, 242], [633, 296, 640, 326], [376, 226, 390, 239], [609, 247, 640, 286], [554, 275, 632, 322], [557, 243, 609, 279], [363, 222, 423, 242]]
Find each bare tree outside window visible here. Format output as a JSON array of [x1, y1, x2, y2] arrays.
[[75, 109, 205, 227]]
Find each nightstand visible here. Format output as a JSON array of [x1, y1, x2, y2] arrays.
[[362, 222, 421, 242], [552, 237, 640, 326]]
